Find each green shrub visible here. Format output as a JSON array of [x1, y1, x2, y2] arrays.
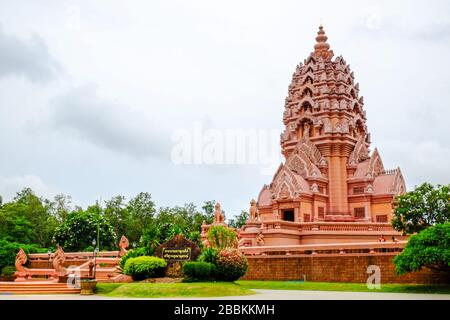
[[123, 256, 167, 280], [1, 266, 16, 276], [394, 222, 450, 275], [198, 247, 219, 265], [0, 240, 46, 271], [207, 226, 237, 249], [215, 249, 248, 281], [119, 247, 149, 269], [182, 261, 215, 281]]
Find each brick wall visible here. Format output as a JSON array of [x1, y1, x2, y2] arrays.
[[241, 254, 450, 284]]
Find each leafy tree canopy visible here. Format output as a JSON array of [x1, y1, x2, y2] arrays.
[[53, 204, 116, 251], [0, 188, 57, 247], [393, 222, 450, 274], [392, 183, 450, 234], [228, 210, 249, 229]]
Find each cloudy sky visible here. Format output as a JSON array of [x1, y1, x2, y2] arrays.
[[0, 0, 449, 217]]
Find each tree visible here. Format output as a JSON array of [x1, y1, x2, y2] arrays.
[[140, 201, 215, 250], [104, 195, 129, 241], [52, 194, 72, 223], [392, 183, 450, 234], [53, 205, 116, 251], [201, 200, 216, 216], [207, 225, 237, 249], [0, 188, 57, 247], [126, 192, 156, 244], [393, 222, 450, 275], [228, 210, 249, 229]]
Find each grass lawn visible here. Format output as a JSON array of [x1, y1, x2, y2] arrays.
[[96, 282, 255, 298], [96, 280, 450, 298], [236, 280, 450, 295]]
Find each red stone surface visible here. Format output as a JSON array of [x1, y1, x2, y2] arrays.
[[241, 254, 450, 284], [239, 26, 407, 247]]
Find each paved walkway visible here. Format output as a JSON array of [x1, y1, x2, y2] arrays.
[[1, 289, 449, 300]]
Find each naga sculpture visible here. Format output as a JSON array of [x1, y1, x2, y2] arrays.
[[118, 235, 129, 257], [15, 248, 27, 273], [53, 245, 66, 275]]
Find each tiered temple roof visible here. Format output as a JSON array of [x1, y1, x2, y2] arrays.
[[257, 26, 406, 220]]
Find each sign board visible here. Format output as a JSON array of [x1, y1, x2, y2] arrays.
[[162, 247, 191, 261], [154, 234, 200, 263]]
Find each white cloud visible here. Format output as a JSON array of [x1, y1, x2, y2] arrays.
[[0, 25, 61, 82], [379, 140, 450, 189], [0, 175, 56, 202], [48, 84, 171, 159]]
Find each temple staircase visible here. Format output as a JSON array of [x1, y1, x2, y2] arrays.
[[0, 281, 81, 294]]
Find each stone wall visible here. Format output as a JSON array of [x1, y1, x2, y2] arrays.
[[241, 253, 450, 284], [29, 260, 87, 269]]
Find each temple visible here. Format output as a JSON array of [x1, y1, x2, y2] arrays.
[[238, 26, 407, 247]]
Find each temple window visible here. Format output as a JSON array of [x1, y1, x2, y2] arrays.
[[301, 88, 313, 98], [354, 207, 365, 218], [353, 187, 364, 194], [282, 210, 295, 222], [303, 213, 311, 222], [317, 207, 325, 219], [376, 215, 388, 223]]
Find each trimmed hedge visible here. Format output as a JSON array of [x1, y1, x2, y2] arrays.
[[182, 261, 215, 281], [123, 256, 167, 280], [119, 247, 149, 269]]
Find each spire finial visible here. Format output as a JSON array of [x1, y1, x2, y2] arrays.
[[313, 25, 334, 60]]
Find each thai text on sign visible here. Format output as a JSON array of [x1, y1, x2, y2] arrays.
[[162, 248, 191, 261]]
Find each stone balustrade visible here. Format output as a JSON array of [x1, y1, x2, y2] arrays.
[[239, 240, 406, 257], [28, 251, 119, 262], [261, 220, 394, 232]]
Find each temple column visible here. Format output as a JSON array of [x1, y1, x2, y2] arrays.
[[327, 155, 349, 215]]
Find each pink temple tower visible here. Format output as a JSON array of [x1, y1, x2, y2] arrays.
[[239, 26, 407, 247]]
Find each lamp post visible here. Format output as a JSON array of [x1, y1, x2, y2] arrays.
[[93, 247, 99, 279], [92, 239, 97, 279], [47, 249, 52, 268], [47, 249, 52, 279]]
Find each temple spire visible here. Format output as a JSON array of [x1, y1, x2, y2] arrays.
[[313, 25, 334, 60]]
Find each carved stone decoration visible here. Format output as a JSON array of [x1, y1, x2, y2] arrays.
[[15, 248, 27, 273], [367, 148, 385, 177], [311, 183, 319, 193], [118, 235, 129, 257], [249, 199, 260, 222], [390, 167, 407, 196], [256, 232, 265, 246], [279, 183, 290, 199], [213, 202, 225, 224], [286, 141, 324, 178], [348, 135, 369, 164], [53, 245, 66, 275], [289, 156, 307, 177]]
